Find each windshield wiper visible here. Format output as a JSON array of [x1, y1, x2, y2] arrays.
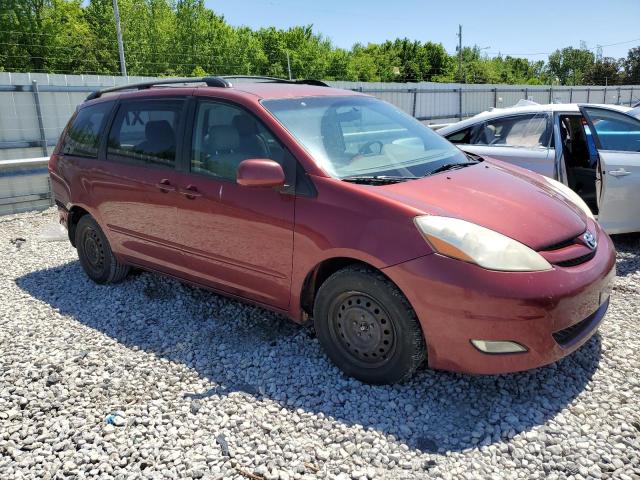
[[341, 175, 419, 185], [464, 152, 484, 162], [425, 160, 479, 176]]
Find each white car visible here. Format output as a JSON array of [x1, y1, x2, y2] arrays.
[[438, 103, 640, 234]]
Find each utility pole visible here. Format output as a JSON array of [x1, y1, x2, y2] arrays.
[[112, 0, 127, 77], [286, 51, 292, 80], [457, 25, 463, 83]]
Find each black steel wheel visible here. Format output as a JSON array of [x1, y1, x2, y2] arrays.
[[76, 215, 130, 284], [81, 225, 106, 277], [328, 292, 397, 369], [314, 266, 426, 384]]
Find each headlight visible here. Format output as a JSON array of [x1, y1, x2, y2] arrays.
[[414, 216, 552, 272], [543, 177, 594, 220]]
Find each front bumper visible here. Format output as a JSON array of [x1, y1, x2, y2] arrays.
[[382, 228, 616, 374]]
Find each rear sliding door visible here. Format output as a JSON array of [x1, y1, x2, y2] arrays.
[[97, 97, 188, 274]]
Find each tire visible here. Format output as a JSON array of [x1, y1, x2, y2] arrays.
[[75, 215, 130, 284], [313, 266, 426, 384]]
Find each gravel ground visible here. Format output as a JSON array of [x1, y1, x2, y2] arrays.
[[1, 208, 639, 480]]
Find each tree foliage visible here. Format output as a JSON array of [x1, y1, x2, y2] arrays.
[[1, 0, 638, 85]]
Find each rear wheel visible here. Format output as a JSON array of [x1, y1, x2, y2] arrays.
[[313, 266, 426, 384], [76, 215, 129, 284]]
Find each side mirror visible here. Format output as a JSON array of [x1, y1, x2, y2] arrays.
[[236, 159, 286, 188]]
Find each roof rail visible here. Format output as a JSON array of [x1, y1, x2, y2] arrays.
[[219, 75, 329, 87], [85, 76, 231, 101]]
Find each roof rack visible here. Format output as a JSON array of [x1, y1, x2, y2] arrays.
[[219, 75, 329, 87], [85, 76, 231, 101], [85, 75, 329, 101]]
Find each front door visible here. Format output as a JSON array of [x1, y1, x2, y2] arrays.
[[175, 99, 296, 308], [579, 105, 640, 234]]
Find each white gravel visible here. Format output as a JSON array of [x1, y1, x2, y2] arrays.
[[1, 208, 639, 480]]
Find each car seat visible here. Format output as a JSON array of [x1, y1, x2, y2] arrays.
[[232, 115, 269, 158], [134, 120, 175, 160], [204, 125, 246, 178]]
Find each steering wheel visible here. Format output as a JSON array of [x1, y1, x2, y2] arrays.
[[358, 140, 384, 155]]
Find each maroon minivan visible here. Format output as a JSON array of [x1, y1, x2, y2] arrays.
[[49, 77, 616, 384]]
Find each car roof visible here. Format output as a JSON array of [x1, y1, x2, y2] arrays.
[[438, 102, 632, 134], [230, 82, 360, 100]]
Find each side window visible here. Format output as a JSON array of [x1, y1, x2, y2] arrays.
[[476, 114, 550, 148], [191, 101, 295, 186], [583, 108, 640, 152], [107, 100, 184, 167], [61, 102, 113, 158], [446, 127, 474, 144]]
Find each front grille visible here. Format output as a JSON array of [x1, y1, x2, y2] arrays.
[[541, 237, 577, 251], [554, 251, 596, 267], [538, 230, 597, 268], [552, 299, 609, 347]]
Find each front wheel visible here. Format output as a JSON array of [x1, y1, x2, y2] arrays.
[[76, 215, 130, 284], [313, 266, 426, 384]]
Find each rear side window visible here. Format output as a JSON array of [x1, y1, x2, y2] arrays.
[[107, 100, 184, 167], [475, 114, 550, 148], [61, 102, 112, 158]]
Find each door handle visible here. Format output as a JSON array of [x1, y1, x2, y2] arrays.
[[608, 168, 631, 177], [179, 185, 202, 199], [155, 178, 176, 192]]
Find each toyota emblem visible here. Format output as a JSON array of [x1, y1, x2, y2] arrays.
[[583, 231, 597, 250]]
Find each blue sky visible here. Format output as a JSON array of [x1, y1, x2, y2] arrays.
[[205, 0, 640, 60]]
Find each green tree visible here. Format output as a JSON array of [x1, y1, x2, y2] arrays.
[[4, 0, 638, 87], [84, 0, 120, 74], [547, 47, 595, 85], [622, 47, 640, 84], [585, 58, 622, 85]]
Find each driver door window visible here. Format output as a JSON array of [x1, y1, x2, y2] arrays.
[[476, 114, 550, 148], [582, 107, 640, 152], [191, 101, 295, 188]]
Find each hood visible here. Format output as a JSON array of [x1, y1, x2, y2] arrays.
[[374, 160, 587, 251]]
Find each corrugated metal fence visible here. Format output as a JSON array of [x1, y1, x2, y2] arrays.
[[330, 81, 639, 123], [0, 72, 638, 214]]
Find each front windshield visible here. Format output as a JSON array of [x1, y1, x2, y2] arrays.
[[630, 107, 640, 120], [262, 96, 469, 179]]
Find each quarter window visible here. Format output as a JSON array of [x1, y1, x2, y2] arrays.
[[107, 100, 184, 166], [191, 101, 295, 185], [61, 102, 113, 158], [446, 127, 474, 144], [476, 114, 550, 148]]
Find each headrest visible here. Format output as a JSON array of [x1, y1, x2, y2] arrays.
[[145, 120, 174, 145], [232, 115, 258, 135], [209, 125, 240, 151]]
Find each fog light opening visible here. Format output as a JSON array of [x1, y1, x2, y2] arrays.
[[470, 339, 528, 354]]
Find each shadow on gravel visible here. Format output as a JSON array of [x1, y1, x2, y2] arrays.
[[17, 260, 602, 454]]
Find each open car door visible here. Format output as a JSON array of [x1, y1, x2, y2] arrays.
[[579, 105, 640, 234]]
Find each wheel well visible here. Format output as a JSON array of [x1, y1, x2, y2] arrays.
[[67, 206, 90, 247], [300, 257, 379, 316]]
